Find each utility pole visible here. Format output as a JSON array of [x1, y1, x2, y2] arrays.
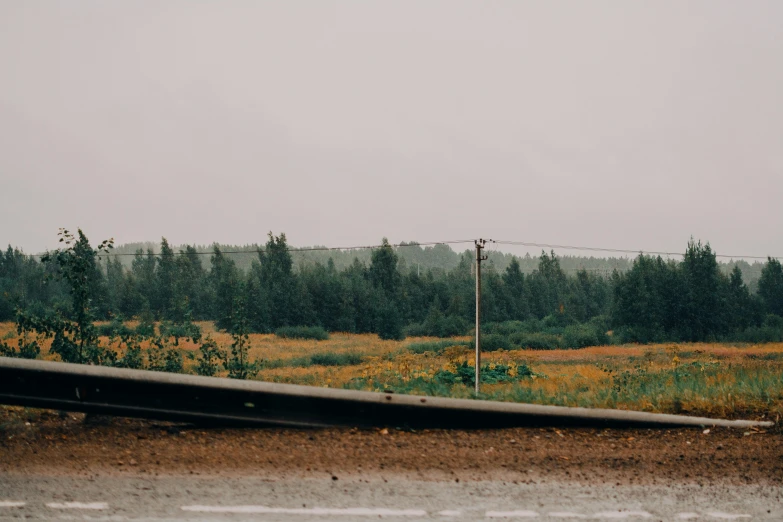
[[475, 239, 487, 394]]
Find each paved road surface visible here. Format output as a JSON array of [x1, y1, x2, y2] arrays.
[[1, 474, 781, 520]]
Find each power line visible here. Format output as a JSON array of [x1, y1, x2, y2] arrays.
[[491, 240, 781, 261], [16, 237, 781, 262], [24, 239, 476, 258]]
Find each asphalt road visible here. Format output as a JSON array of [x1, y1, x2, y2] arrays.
[[1, 474, 781, 521]]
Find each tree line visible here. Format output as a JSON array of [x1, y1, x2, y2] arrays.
[[1, 230, 782, 344]]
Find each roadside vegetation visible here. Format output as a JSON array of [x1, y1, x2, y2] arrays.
[[1, 228, 782, 419], [1, 320, 781, 419]]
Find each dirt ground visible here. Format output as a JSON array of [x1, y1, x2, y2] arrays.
[[1, 409, 780, 486]]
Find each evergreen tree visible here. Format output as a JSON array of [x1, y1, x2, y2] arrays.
[[679, 240, 726, 341], [501, 258, 530, 320], [156, 238, 177, 319], [369, 238, 401, 298], [758, 258, 783, 317], [258, 232, 297, 328], [209, 245, 240, 331]]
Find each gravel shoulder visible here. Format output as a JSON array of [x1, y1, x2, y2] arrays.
[[1, 409, 781, 486]]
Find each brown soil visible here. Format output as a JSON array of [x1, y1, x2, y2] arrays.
[[1, 409, 780, 486]]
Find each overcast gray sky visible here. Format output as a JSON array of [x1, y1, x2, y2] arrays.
[[1, 1, 781, 258]]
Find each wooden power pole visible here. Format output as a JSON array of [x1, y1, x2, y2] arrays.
[[475, 239, 487, 394]]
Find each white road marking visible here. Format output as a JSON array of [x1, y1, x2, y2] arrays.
[[0, 501, 26, 508], [486, 510, 539, 518], [438, 510, 463, 516], [676, 514, 700, 520], [706, 514, 751, 520], [181, 505, 427, 516], [592, 512, 652, 519], [549, 513, 587, 518], [46, 502, 109, 510]]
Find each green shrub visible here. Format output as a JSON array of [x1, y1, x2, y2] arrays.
[[728, 316, 783, 343], [405, 315, 468, 338], [275, 326, 330, 341], [309, 352, 364, 366], [407, 339, 470, 355], [508, 332, 561, 350], [434, 361, 535, 387], [470, 333, 512, 352], [195, 336, 225, 377], [614, 326, 667, 344], [116, 336, 144, 369], [376, 302, 405, 341], [134, 314, 156, 338], [561, 324, 610, 349], [160, 320, 202, 345], [482, 320, 539, 336], [97, 318, 132, 338], [0, 339, 40, 359]]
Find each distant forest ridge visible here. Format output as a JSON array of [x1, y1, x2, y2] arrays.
[[108, 240, 767, 290]]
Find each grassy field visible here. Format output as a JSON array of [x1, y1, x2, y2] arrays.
[[2, 321, 781, 419]]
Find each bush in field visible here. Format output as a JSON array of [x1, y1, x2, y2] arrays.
[[469, 333, 512, 352], [97, 317, 133, 338], [309, 352, 364, 366], [115, 335, 145, 369], [225, 291, 260, 379], [614, 325, 667, 345], [405, 306, 469, 338], [195, 335, 225, 377], [482, 320, 540, 336], [275, 325, 330, 341], [22, 229, 117, 366], [0, 337, 40, 360], [135, 309, 156, 338], [561, 323, 610, 349], [146, 337, 183, 373], [508, 332, 561, 350], [434, 361, 535, 387], [407, 339, 470, 355], [159, 320, 202, 345], [728, 315, 783, 343]]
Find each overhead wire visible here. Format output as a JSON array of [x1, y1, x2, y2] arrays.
[[24, 239, 477, 258], [18, 237, 780, 261], [491, 240, 780, 261]]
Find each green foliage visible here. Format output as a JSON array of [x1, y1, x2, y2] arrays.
[[146, 337, 183, 373], [376, 299, 405, 341], [508, 332, 562, 350], [195, 335, 225, 377], [33, 229, 115, 364], [115, 335, 145, 369], [404, 303, 468, 337], [274, 326, 329, 341], [4, 231, 783, 352], [224, 291, 260, 379], [369, 238, 400, 296], [135, 307, 156, 338], [561, 323, 610, 349], [309, 352, 364, 366], [97, 317, 133, 338], [758, 258, 783, 317], [727, 315, 783, 343], [433, 361, 534, 387], [469, 333, 512, 352], [159, 319, 202, 345], [0, 337, 40, 359], [406, 339, 470, 355]]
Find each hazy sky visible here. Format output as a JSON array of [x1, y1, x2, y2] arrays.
[[1, 1, 781, 258]]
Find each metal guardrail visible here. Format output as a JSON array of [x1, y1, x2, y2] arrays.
[[0, 357, 773, 429]]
